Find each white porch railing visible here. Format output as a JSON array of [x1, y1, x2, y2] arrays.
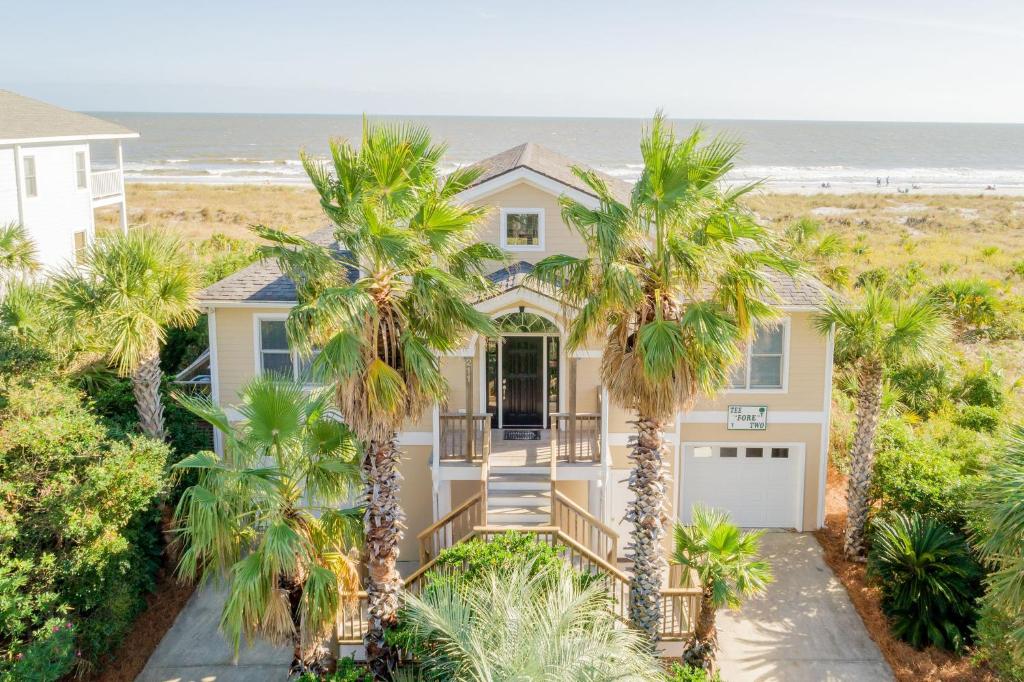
[[91, 169, 123, 199]]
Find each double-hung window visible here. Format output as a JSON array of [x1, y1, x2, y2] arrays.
[[258, 319, 294, 377], [500, 208, 544, 250], [75, 151, 87, 189], [729, 322, 787, 390], [257, 318, 319, 382]]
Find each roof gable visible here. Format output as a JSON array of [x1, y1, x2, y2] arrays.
[[460, 142, 632, 204], [0, 90, 138, 144]]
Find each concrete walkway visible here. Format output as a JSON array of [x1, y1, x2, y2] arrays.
[[136, 583, 291, 682], [716, 532, 893, 682]]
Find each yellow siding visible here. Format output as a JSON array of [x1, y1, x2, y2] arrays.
[[214, 306, 291, 405], [469, 181, 586, 262]]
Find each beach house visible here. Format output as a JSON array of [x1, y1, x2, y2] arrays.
[[197, 142, 835, 640], [0, 90, 137, 270]]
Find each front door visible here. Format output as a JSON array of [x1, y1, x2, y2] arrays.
[[501, 337, 543, 427]]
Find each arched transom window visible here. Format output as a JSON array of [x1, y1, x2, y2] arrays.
[[493, 311, 558, 334]]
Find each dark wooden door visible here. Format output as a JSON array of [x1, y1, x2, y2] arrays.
[[501, 337, 543, 427]]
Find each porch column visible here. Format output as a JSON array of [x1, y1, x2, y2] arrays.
[[568, 357, 578, 462], [464, 356, 474, 460]]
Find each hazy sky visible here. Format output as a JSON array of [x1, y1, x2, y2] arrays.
[[4, 0, 1023, 122]]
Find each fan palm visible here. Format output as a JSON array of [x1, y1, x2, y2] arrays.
[[172, 375, 364, 664], [672, 505, 772, 669], [256, 119, 503, 673], [398, 561, 663, 681], [48, 229, 198, 439], [0, 222, 39, 277], [813, 285, 949, 558], [971, 428, 1024, 662], [530, 113, 793, 638], [781, 217, 850, 290]]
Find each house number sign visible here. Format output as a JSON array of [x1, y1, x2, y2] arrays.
[[727, 405, 767, 430]]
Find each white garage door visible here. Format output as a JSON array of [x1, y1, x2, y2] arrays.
[[679, 442, 803, 529]]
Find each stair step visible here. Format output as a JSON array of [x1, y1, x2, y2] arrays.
[[488, 480, 549, 492], [488, 493, 548, 507], [487, 517, 551, 527], [488, 466, 550, 475], [487, 505, 551, 517]]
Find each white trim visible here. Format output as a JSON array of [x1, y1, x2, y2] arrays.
[[12, 145, 24, 227], [570, 349, 602, 359], [600, 386, 610, 524], [680, 410, 827, 425], [253, 313, 308, 380], [455, 167, 600, 208], [199, 300, 297, 309], [677, 440, 806, 531], [499, 207, 545, 252], [208, 310, 223, 455], [818, 325, 835, 529], [725, 318, 791, 394], [0, 132, 139, 146]]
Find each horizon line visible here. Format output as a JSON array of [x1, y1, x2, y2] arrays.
[[80, 110, 1024, 127]]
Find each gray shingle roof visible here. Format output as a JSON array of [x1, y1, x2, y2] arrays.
[[198, 227, 356, 304], [464, 142, 633, 204], [0, 90, 138, 143]]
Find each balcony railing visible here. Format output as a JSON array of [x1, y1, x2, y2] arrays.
[[91, 169, 123, 200], [438, 413, 491, 462], [550, 412, 601, 463]]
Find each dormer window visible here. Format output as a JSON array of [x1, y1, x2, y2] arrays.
[[500, 208, 544, 251]]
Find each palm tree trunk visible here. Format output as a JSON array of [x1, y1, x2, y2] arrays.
[[844, 359, 884, 560], [364, 434, 404, 677], [131, 352, 166, 440], [684, 587, 718, 671], [626, 415, 669, 641]]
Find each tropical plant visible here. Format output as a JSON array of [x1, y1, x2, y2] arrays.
[[814, 285, 949, 558], [664, 662, 722, 682], [780, 217, 850, 290], [171, 376, 364, 665], [970, 429, 1024, 668], [256, 120, 502, 672], [530, 113, 793, 638], [928, 278, 999, 331], [395, 561, 663, 681], [48, 229, 198, 439], [954, 358, 1006, 409], [671, 506, 772, 669], [867, 512, 980, 651], [0, 222, 39, 277]]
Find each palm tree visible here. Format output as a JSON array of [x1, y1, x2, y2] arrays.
[[256, 120, 503, 673], [672, 505, 772, 670], [531, 113, 793, 639], [49, 229, 198, 440], [971, 428, 1024, 663], [813, 285, 948, 559], [399, 561, 663, 681], [0, 222, 39, 277], [781, 217, 850, 290], [172, 376, 364, 667]]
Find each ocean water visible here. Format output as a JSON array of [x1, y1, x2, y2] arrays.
[[88, 113, 1024, 194]]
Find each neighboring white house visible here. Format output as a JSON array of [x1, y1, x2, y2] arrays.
[[0, 90, 138, 270]]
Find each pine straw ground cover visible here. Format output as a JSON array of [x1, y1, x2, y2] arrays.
[[816, 467, 998, 682]]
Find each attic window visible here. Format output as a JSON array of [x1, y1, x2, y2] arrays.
[[500, 208, 544, 251]]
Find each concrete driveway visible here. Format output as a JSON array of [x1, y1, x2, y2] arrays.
[[135, 583, 291, 682], [716, 532, 893, 682]]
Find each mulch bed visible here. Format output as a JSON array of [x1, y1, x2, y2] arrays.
[[814, 467, 998, 682], [83, 568, 195, 682]]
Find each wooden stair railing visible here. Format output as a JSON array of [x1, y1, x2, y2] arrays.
[[550, 490, 618, 563], [416, 492, 485, 564], [339, 526, 702, 645]]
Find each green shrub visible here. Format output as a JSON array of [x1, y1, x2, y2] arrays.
[[870, 418, 984, 530], [293, 657, 372, 682], [928, 279, 999, 329], [0, 376, 170, 672], [664, 663, 722, 681], [951, 405, 1001, 433], [973, 603, 1024, 681], [889, 361, 953, 417], [955, 362, 1005, 409], [432, 531, 564, 581], [867, 512, 981, 652]]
